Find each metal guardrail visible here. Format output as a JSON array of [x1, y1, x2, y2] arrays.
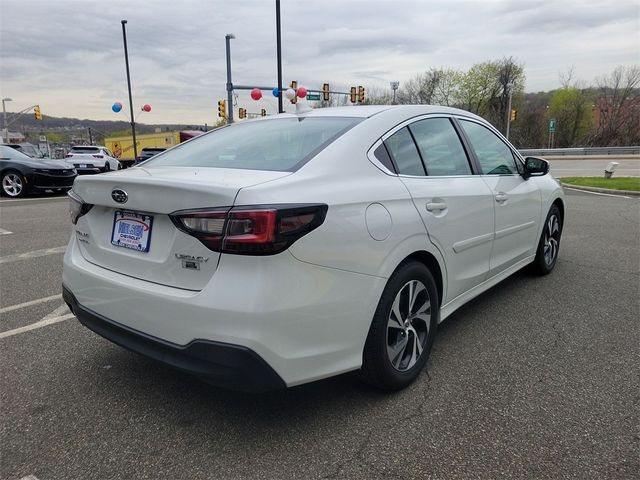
[[518, 146, 640, 156]]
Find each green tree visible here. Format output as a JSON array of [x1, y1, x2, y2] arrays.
[[549, 87, 593, 147]]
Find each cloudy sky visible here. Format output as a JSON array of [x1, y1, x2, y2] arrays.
[[1, 0, 638, 124]]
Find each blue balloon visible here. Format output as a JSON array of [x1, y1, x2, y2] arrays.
[[112, 102, 122, 113], [272, 87, 279, 97]]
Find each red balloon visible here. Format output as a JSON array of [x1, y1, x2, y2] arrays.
[[250, 88, 262, 101], [296, 86, 307, 98], [142, 104, 152, 112]]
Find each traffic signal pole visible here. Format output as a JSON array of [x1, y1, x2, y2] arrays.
[[275, 0, 283, 113], [121, 20, 138, 160], [225, 34, 235, 123]]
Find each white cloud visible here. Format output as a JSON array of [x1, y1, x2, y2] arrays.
[[0, 0, 638, 124]]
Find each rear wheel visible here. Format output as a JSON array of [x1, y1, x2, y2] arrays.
[[531, 205, 562, 275], [360, 261, 439, 390], [2, 171, 26, 198], [103, 163, 111, 173]]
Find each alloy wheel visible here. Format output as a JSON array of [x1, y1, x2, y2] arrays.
[[543, 214, 560, 266], [386, 280, 431, 371], [2, 173, 23, 197]]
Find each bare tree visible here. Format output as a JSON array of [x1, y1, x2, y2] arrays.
[[589, 65, 640, 146]]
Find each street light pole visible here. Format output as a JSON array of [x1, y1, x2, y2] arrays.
[[2, 97, 12, 141], [225, 34, 235, 124], [121, 20, 138, 160], [390, 82, 399, 105], [275, 0, 283, 113], [505, 83, 513, 140]]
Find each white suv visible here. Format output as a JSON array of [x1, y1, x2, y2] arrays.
[[66, 146, 120, 174], [63, 105, 565, 392]]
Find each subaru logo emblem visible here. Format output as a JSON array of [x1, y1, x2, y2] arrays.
[[111, 188, 128, 204]]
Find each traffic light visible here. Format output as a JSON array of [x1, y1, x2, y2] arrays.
[[350, 87, 356, 103], [218, 100, 226, 118], [261, 108, 266, 117], [290, 80, 297, 104], [358, 86, 365, 103], [322, 83, 330, 102], [239, 108, 246, 119], [510, 109, 517, 122], [34, 105, 43, 121]]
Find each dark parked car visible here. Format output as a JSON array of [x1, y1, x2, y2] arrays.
[[136, 147, 166, 164], [0, 145, 76, 198], [4, 142, 45, 158]]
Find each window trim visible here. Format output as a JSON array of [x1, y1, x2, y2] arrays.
[[454, 116, 525, 177], [383, 126, 426, 177], [367, 113, 481, 178]]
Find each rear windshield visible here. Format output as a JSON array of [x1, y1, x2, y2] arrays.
[[71, 147, 100, 153], [144, 117, 361, 171]]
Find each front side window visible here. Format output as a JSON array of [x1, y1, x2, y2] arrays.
[[384, 127, 425, 176], [409, 118, 472, 176], [144, 117, 361, 172], [459, 120, 519, 175]]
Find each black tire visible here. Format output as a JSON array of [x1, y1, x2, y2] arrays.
[[360, 261, 439, 391], [103, 163, 111, 173], [530, 204, 563, 275], [1, 170, 27, 198]]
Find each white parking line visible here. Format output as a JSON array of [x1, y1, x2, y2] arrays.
[[0, 228, 13, 235], [0, 294, 61, 314], [0, 246, 66, 264], [0, 304, 75, 339], [0, 195, 68, 204]]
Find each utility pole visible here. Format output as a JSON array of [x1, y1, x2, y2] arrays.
[[87, 127, 93, 144], [225, 34, 235, 124], [121, 20, 138, 160], [275, 0, 283, 113], [505, 83, 513, 140], [2, 97, 12, 141]]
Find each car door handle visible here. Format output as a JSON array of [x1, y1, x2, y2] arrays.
[[495, 193, 508, 203], [426, 202, 448, 212]]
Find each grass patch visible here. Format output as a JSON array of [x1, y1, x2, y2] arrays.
[[561, 177, 640, 192]]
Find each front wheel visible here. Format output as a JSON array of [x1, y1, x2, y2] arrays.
[[360, 261, 439, 390], [530, 205, 563, 275], [2, 171, 26, 198]]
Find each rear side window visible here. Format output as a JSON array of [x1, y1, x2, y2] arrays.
[[144, 117, 361, 172], [72, 147, 100, 154], [459, 120, 519, 175], [384, 127, 425, 176], [372, 143, 395, 172], [409, 118, 471, 176]]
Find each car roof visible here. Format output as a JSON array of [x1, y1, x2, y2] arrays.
[[271, 104, 486, 122]]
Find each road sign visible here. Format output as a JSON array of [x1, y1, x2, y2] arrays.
[[306, 93, 321, 101], [549, 118, 557, 133]]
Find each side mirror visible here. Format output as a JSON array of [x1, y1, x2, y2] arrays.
[[523, 157, 549, 179]]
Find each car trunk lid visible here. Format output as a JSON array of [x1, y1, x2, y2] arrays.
[[71, 166, 291, 290]]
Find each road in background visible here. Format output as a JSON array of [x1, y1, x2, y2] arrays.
[[1, 189, 639, 479], [547, 158, 640, 177]]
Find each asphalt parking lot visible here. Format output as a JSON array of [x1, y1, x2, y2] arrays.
[[1, 189, 638, 480]]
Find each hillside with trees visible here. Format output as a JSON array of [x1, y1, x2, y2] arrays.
[[361, 60, 639, 148]]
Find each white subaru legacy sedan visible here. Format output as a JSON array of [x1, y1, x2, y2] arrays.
[[63, 105, 564, 392]]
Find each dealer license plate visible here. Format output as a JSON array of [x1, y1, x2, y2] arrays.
[[111, 210, 153, 252]]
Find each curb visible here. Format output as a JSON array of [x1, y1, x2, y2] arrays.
[[560, 182, 640, 197]]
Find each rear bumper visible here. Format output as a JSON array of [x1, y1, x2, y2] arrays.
[[62, 235, 386, 387], [63, 285, 286, 392]]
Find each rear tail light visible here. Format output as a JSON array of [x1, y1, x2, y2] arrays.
[[170, 204, 328, 255], [93, 154, 104, 158], [68, 190, 93, 224], [66, 154, 73, 158]]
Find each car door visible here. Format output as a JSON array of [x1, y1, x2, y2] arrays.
[[457, 118, 541, 276], [382, 117, 495, 304]]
